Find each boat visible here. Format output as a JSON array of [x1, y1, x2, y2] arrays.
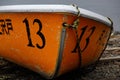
[[0, 5, 113, 79]]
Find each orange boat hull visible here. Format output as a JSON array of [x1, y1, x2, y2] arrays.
[[0, 12, 112, 78]]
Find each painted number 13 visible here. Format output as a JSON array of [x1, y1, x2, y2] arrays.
[[23, 18, 46, 49]]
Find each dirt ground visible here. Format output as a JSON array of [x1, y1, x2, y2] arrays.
[[0, 31, 120, 80]]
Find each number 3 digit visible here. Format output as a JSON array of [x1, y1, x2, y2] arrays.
[[33, 19, 45, 49]]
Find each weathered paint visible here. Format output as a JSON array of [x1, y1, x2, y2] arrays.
[[0, 11, 112, 79]]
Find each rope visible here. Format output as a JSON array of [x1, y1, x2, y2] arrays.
[[62, 5, 114, 78], [62, 4, 82, 70], [107, 17, 113, 30]]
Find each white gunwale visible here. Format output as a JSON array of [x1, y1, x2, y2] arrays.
[[0, 5, 112, 27]]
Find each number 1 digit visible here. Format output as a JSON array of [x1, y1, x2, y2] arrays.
[[23, 18, 35, 47]]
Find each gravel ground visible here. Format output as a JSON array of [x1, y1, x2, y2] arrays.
[[0, 32, 120, 80]]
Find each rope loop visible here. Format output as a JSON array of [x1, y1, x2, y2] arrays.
[[62, 4, 82, 70], [63, 4, 80, 29]]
